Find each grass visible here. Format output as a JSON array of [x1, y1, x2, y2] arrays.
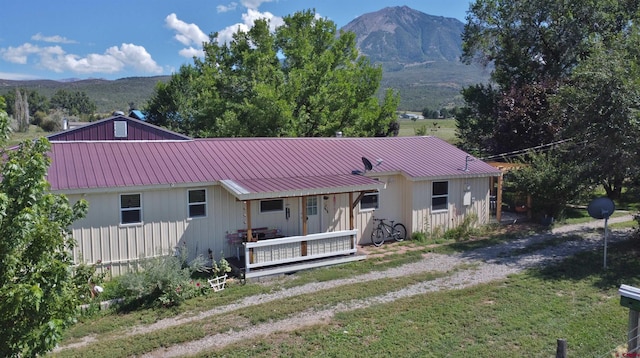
[[53, 224, 640, 357], [193, 239, 640, 358], [4, 125, 47, 147], [398, 118, 457, 143]]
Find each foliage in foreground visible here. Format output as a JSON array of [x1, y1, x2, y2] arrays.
[[0, 136, 88, 357]]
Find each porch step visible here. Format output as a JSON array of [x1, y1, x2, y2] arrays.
[[245, 253, 367, 279]]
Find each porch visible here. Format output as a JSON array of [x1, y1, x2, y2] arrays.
[[228, 229, 366, 279]]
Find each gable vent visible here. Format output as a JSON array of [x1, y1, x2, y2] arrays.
[[114, 121, 128, 138]]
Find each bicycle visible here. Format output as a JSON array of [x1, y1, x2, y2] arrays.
[[371, 217, 407, 247]]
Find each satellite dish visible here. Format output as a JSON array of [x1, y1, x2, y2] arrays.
[[587, 197, 615, 219], [362, 157, 373, 172]]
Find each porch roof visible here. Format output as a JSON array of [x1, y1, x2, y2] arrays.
[[220, 174, 384, 200]]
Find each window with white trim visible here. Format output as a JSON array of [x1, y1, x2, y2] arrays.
[[432, 181, 449, 211], [120, 193, 141, 224], [260, 199, 283, 213], [188, 189, 207, 218], [360, 192, 379, 210], [306, 196, 318, 215]]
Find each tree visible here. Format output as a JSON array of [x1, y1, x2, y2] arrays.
[[50, 89, 96, 117], [145, 9, 399, 137], [458, 0, 640, 155], [508, 151, 586, 219], [0, 107, 88, 355], [14, 89, 29, 133], [556, 35, 640, 199]]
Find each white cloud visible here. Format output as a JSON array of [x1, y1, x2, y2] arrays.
[[31, 33, 76, 44], [0, 72, 41, 80], [216, 9, 284, 44], [179, 47, 204, 58], [1, 42, 162, 75], [165, 13, 209, 46], [217, 2, 238, 13], [240, 0, 273, 10]]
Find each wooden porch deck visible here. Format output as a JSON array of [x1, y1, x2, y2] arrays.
[[227, 229, 367, 279]]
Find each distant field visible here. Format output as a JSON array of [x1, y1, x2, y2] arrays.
[[398, 118, 458, 143]]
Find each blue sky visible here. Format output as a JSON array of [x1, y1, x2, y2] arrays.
[[0, 1, 472, 81]]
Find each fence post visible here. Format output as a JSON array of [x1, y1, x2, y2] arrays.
[[556, 339, 567, 358], [629, 310, 640, 353]]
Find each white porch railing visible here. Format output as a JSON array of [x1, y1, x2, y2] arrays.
[[243, 229, 358, 274]]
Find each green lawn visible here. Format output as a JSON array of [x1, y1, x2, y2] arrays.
[[52, 227, 639, 357], [398, 117, 458, 143]]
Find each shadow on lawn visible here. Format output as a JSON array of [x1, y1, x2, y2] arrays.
[[530, 237, 640, 290]]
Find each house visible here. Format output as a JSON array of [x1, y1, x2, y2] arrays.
[[45, 118, 502, 278]]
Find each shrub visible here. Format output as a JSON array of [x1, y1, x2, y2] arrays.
[[443, 214, 479, 242], [40, 118, 61, 132], [115, 246, 221, 308], [73, 260, 109, 304]]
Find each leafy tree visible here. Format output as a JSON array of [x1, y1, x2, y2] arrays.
[[50, 89, 96, 117], [0, 104, 88, 355], [508, 151, 585, 219], [455, 84, 499, 155], [146, 9, 399, 137], [458, 0, 640, 155], [556, 35, 640, 199], [14, 89, 29, 132]]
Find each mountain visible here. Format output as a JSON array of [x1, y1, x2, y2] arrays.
[[342, 6, 464, 66], [341, 6, 489, 110]]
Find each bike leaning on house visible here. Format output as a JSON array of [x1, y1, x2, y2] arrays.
[[371, 217, 407, 247]]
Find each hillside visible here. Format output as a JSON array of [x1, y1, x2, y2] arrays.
[[0, 76, 169, 114]]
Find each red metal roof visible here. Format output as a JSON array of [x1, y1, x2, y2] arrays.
[[47, 137, 501, 194]]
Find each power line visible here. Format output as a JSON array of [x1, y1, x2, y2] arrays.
[[480, 137, 575, 161]]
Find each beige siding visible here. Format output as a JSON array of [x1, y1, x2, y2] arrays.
[[410, 177, 491, 235], [355, 174, 407, 245], [69, 185, 247, 276]]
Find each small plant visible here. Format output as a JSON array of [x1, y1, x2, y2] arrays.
[[212, 256, 232, 277], [73, 259, 109, 303], [443, 214, 479, 242]]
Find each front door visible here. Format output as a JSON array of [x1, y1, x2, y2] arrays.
[[305, 196, 322, 234]]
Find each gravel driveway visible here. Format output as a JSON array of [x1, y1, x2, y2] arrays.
[[59, 215, 636, 357]]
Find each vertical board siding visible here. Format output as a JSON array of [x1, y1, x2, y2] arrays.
[[69, 186, 239, 275]]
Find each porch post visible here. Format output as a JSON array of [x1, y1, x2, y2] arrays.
[[349, 192, 354, 230], [246, 201, 253, 240], [496, 174, 503, 223], [302, 195, 308, 236]]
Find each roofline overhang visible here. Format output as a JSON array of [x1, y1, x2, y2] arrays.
[[50, 181, 218, 195], [219, 179, 385, 201]]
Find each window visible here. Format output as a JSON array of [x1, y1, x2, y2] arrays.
[[432, 181, 449, 211], [306, 196, 318, 216], [360, 192, 379, 210], [260, 199, 283, 213], [188, 189, 207, 218], [120, 194, 141, 224]]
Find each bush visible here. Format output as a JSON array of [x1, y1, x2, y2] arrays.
[[114, 246, 226, 309], [443, 214, 479, 242], [40, 118, 61, 132], [73, 260, 109, 304]]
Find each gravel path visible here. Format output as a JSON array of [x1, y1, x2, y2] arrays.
[[59, 216, 636, 356]]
